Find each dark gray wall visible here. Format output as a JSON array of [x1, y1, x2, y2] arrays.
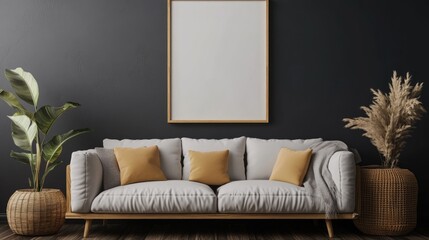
[[0, 0, 428, 222]]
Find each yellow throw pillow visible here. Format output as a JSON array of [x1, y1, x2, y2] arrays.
[[188, 150, 230, 185], [269, 147, 313, 186], [114, 145, 166, 185]]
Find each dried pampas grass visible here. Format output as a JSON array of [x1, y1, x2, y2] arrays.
[[343, 71, 426, 168]]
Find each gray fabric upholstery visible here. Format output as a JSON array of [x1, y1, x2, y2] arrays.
[[91, 180, 217, 213], [328, 151, 356, 212], [246, 137, 323, 179], [70, 150, 103, 213], [95, 148, 120, 190], [69, 138, 356, 215], [103, 138, 182, 180], [217, 180, 325, 213], [182, 137, 246, 181]]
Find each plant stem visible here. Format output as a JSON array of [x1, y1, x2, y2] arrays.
[[40, 161, 49, 190], [391, 159, 398, 168], [33, 105, 40, 191], [40, 130, 47, 190], [35, 136, 41, 191], [29, 148, 36, 189]]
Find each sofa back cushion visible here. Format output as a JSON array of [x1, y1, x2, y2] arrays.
[[95, 148, 121, 190], [103, 138, 182, 180], [246, 137, 323, 179], [182, 137, 246, 181]]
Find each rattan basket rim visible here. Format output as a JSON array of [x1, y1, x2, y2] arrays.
[[15, 188, 61, 193], [361, 165, 411, 171]]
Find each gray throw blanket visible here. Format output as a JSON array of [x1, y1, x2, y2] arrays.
[[303, 140, 350, 218]]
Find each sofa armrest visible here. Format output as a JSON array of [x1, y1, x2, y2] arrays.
[[70, 149, 102, 213], [328, 151, 356, 213]]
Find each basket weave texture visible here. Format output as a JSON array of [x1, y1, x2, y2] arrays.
[[7, 189, 66, 236], [354, 167, 418, 236]]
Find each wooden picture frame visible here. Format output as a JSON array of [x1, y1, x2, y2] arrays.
[[167, 0, 269, 123]]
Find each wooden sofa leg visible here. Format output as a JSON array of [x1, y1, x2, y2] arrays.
[[84, 219, 92, 238], [325, 219, 334, 238]]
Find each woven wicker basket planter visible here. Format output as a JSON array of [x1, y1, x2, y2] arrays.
[[354, 167, 418, 236], [7, 189, 66, 236]]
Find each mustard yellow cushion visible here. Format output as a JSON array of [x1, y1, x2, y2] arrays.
[[269, 147, 313, 186], [114, 145, 166, 185], [188, 150, 230, 185]]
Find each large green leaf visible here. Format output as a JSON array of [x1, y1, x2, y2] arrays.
[[35, 102, 80, 134], [47, 145, 62, 164], [10, 150, 36, 166], [43, 128, 90, 163], [8, 114, 37, 151], [0, 89, 27, 114], [4, 68, 39, 106]]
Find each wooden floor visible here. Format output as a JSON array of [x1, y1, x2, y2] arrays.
[[1, 220, 428, 239]]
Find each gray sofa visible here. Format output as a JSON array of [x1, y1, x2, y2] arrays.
[[66, 137, 358, 238]]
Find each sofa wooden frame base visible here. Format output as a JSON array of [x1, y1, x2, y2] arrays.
[[65, 166, 360, 238]]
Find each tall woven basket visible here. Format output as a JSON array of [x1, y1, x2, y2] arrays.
[[7, 189, 66, 236], [354, 167, 418, 235]]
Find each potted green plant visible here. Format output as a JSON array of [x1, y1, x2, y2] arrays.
[[343, 71, 425, 235], [0, 67, 90, 236]]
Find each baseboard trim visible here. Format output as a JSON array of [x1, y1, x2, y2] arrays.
[[0, 213, 6, 224], [0, 213, 83, 224]]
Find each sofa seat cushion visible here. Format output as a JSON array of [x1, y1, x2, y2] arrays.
[[91, 180, 217, 213], [217, 180, 325, 213]]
